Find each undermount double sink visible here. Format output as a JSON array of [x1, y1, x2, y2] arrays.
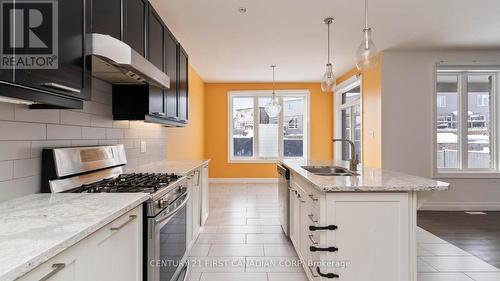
[[301, 165, 360, 176]]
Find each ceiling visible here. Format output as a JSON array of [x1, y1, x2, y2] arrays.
[[150, 0, 500, 83]]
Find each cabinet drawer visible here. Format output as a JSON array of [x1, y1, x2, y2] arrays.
[[291, 173, 323, 209], [87, 206, 142, 245], [18, 237, 87, 281]]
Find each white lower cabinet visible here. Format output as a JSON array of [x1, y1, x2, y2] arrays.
[[200, 164, 209, 224], [19, 206, 143, 281], [187, 164, 210, 248], [289, 172, 417, 281]]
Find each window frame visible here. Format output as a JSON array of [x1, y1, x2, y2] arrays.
[[228, 90, 310, 163], [334, 75, 363, 162], [434, 68, 499, 177]]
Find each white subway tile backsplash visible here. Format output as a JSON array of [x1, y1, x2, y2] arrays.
[[0, 161, 13, 181], [90, 114, 113, 128], [30, 140, 71, 158], [82, 127, 106, 139], [0, 141, 31, 160], [0, 103, 14, 120], [0, 121, 46, 140], [14, 105, 60, 124], [0, 78, 167, 202], [13, 158, 40, 178], [0, 175, 39, 202], [47, 124, 82, 139], [106, 128, 124, 139], [60, 111, 91, 126]]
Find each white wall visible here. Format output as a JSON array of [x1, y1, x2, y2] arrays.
[[381, 50, 500, 211], [0, 78, 168, 202]]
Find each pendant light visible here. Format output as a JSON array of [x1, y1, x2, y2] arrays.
[[355, 0, 378, 70], [321, 17, 336, 93], [264, 65, 282, 118]]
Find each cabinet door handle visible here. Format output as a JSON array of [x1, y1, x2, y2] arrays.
[[196, 170, 201, 186], [41, 82, 81, 93], [309, 225, 338, 231], [308, 234, 319, 245], [39, 263, 66, 281], [310, 246, 338, 252], [316, 267, 339, 279], [308, 265, 320, 278], [309, 194, 319, 201], [308, 214, 318, 223], [110, 215, 137, 231]]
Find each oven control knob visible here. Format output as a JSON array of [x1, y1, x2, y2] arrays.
[[158, 199, 167, 208]]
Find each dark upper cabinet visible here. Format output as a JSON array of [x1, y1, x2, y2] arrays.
[[13, 0, 90, 102], [124, 0, 146, 56], [164, 29, 178, 119], [90, 0, 121, 40], [147, 4, 164, 71], [178, 46, 188, 123]]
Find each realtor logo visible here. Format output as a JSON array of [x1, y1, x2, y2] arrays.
[[0, 0, 58, 69]]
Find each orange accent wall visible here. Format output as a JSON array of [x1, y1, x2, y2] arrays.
[[204, 83, 333, 178], [337, 56, 382, 167], [167, 65, 205, 160]]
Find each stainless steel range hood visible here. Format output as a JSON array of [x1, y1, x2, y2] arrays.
[[90, 33, 170, 89]]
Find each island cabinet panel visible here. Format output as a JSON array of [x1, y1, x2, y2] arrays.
[[323, 193, 412, 281]]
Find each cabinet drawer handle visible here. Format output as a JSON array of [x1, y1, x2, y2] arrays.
[[308, 265, 319, 278], [39, 263, 66, 281], [309, 225, 338, 231], [308, 214, 318, 223], [166, 115, 180, 120], [309, 194, 319, 201], [110, 215, 137, 231], [152, 112, 167, 117], [316, 267, 339, 279], [310, 246, 338, 252], [308, 234, 319, 245], [41, 82, 81, 93]]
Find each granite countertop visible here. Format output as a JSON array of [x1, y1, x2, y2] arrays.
[[129, 159, 211, 176], [0, 193, 149, 281], [281, 159, 450, 192]]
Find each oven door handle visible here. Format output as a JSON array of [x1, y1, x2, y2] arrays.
[[155, 192, 191, 224]]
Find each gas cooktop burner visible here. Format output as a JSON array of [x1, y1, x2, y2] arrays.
[[70, 173, 180, 193]]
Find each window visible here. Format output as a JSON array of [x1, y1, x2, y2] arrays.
[[288, 118, 298, 129], [436, 71, 497, 172], [334, 77, 362, 162], [229, 91, 309, 162], [437, 96, 447, 108], [477, 95, 489, 107]]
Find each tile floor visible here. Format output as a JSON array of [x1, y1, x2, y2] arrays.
[[187, 183, 500, 281]]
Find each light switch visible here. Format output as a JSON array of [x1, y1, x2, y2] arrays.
[[140, 141, 147, 153]]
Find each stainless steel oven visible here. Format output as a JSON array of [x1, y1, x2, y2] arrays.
[[147, 185, 190, 281]]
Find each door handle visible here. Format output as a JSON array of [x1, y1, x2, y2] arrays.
[[110, 215, 137, 231], [39, 263, 66, 281], [310, 246, 338, 252], [309, 225, 338, 231], [41, 82, 81, 93]]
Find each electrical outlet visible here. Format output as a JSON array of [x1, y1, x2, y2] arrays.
[[140, 141, 147, 153], [370, 130, 375, 139]]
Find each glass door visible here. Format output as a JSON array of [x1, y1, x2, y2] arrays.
[[336, 81, 362, 162]]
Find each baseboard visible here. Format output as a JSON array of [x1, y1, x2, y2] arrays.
[[419, 202, 500, 211], [209, 178, 279, 184]]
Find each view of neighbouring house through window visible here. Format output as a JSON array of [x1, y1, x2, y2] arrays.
[[230, 92, 308, 161]]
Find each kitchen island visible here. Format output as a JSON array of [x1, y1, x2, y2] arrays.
[[280, 159, 449, 281]]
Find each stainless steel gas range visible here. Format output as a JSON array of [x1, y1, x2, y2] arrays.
[[41, 144, 190, 281]]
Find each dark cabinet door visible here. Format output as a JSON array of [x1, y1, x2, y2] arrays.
[[147, 4, 164, 71], [164, 29, 178, 119], [124, 0, 146, 56], [90, 0, 122, 39], [178, 46, 188, 122], [14, 0, 88, 100]]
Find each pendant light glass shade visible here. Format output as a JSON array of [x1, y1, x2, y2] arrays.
[[355, 28, 378, 70], [355, 0, 378, 70], [265, 65, 282, 118], [264, 94, 281, 118], [321, 63, 336, 92], [321, 17, 335, 93]]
